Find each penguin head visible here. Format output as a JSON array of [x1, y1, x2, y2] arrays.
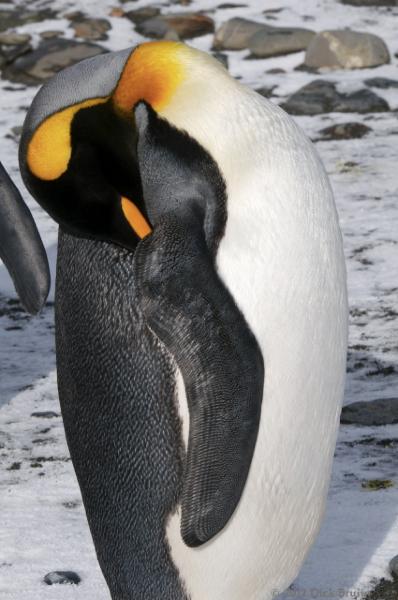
[[20, 41, 234, 251]]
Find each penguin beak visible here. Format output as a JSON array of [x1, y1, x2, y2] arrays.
[[133, 103, 264, 548], [0, 162, 50, 314]]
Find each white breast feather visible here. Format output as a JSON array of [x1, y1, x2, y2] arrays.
[[160, 51, 348, 600]]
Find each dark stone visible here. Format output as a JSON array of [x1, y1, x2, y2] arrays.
[[40, 31, 63, 40], [217, 2, 248, 7], [341, 0, 398, 5], [266, 67, 286, 74], [365, 577, 398, 600], [0, 32, 31, 45], [44, 571, 81, 585], [0, 41, 32, 65], [0, 8, 56, 32], [212, 51, 228, 68], [71, 18, 111, 41], [136, 13, 214, 40], [318, 122, 372, 139], [281, 80, 390, 115], [31, 411, 60, 418], [389, 555, 398, 578], [124, 7, 161, 24], [2, 39, 107, 86], [341, 398, 398, 426], [255, 85, 276, 98], [7, 462, 21, 470], [361, 479, 394, 490], [365, 76, 398, 89]]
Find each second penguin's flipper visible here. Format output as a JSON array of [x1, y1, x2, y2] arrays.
[[133, 206, 264, 548], [0, 162, 50, 314]]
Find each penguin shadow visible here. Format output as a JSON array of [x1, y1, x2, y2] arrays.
[[278, 351, 398, 599], [0, 242, 57, 408]]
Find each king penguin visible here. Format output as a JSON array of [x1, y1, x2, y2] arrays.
[[0, 41, 348, 600]]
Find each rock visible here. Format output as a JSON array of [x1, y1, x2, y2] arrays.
[[280, 80, 389, 115], [255, 85, 276, 98], [341, 398, 398, 426], [163, 29, 180, 41], [2, 39, 107, 86], [366, 577, 398, 600], [7, 125, 23, 143], [31, 411, 60, 418], [0, 8, 56, 32], [318, 122, 372, 139], [64, 11, 85, 21], [341, 0, 398, 5], [7, 462, 21, 470], [0, 32, 31, 46], [304, 30, 390, 70], [109, 8, 125, 18], [266, 67, 285, 74], [212, 51, 228, 68], [124, 7, 161, 25], [44, 571, 81, 585], [365, 76, 398, 89], [71, 18, 111, 41], [0, 40, 31, 65], [40, 31, 63, 40], [213, 17, 266, 50], [136, 13, 214, 40], [248, 26, 315, 58], [389, 555, 398, 578], [361, 479, 394, 490], [217, 2, 248, 7], [263, 7, 284, 14]]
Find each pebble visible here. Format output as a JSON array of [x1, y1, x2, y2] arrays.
[[2, 39, 107, 86], [341, 0, 398, 5], [0, 32, 31, 46], [281, 80, 389, 115], [318, 122, 372, 140], [366, 577, 398, 599], [44, 571, 81, 585], [31, 411, 60, 418], [341, 398, 398, 426], [255, 85, 276, 98], [212, 51, 228, 68], [365, 76, 398, 89], [136, 13, 215, 40], [124, 7, 161, 25], [40, 31, 63, 40], [389, 555, 398, 578], [71, 18, 111, 41], [0, 8, 56, 32]]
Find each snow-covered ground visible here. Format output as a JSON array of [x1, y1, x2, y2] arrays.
[[1, 0, 398, 598]]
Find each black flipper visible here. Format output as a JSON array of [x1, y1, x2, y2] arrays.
[[0, 162, 50, 314], [133, 103, 264, 548]]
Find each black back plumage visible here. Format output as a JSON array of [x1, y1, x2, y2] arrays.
[[55, 230, 188, 600]]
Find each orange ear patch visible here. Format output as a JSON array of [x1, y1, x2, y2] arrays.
[[121, 196, 152, 238], [27, 98, 108, 181], [113, 41, 185, 113]]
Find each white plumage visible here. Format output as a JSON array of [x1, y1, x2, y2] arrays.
[[159, 46, 348, 600]]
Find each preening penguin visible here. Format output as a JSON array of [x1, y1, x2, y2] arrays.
[[1, 41, 348, 600]]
